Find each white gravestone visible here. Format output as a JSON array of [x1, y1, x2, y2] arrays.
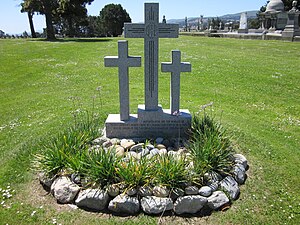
[[238, 12, 248, 33], [161, 50, 191, 115], [104, 3, 192, 139], [104, 40, 141, 121]]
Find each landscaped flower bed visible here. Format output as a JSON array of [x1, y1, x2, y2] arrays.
[[36, 113, 248, 215]]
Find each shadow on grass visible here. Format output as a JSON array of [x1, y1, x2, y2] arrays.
[[33, 38, 113, 43]]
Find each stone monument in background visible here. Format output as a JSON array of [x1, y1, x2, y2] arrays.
[[238, 12, 248, 33], [104, 3, 192, 139], [282, 1, 300, 38]]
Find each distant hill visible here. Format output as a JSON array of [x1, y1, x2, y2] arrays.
[[167, 10, 259, 26]]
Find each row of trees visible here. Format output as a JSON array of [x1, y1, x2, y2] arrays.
[[21, 1, 131, 40]]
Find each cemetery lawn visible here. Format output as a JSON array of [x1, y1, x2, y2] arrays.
[[0, 36, 299, 224]]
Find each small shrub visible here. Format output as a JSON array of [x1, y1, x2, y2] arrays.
[[152, 154, 188, 188], [116, 156, 152, 189], [34, 112, 101, 176], [189, 112, 235, 184], [81, 148, 119, 188]]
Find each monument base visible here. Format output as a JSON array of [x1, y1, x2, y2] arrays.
[[105, 105, 192, 139], [238, 29, 248, 33]]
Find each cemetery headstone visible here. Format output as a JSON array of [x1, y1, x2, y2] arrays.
[[104, 3, 192, 139], [238, 12, 248, 33]]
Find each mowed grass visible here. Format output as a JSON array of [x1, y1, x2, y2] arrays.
[[0, 36, 299, 224]]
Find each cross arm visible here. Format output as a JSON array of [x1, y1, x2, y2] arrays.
[[158, 24, 179, 38], [124, 23, 145, 38], [104, 56, 119, 67]]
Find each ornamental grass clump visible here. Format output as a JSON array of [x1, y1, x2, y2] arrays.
[[81, 148, 119, 188], [34, 113, 101, 177], [152, 154, 189, 189], [115, 156, 152, 189], [189, 113, 235, 184]]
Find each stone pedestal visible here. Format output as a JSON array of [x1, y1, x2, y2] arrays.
[[282, 12, 300, 38], [105, 105, 191, 139]]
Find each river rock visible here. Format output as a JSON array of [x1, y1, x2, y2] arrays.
[[138, 185, 153, 197], [220, 176, 240, 200], [233, 154, 248, 170], [153, 186, 170, 197], [141, 196, 173, 214], [75, 189, 109, 211], [156, 144, 166, 150], [233, 163, 246, 184], [185, 186, 199, 195], [51, 176, 80, 204], [174, 195, 208, 214], [107, 184, 120, 197], [122, 141, 135, 150], [199, 186, 212, 197], [108, 194, 140, 214], [207, 191, 230, 210], [130, 143, 144, 152]]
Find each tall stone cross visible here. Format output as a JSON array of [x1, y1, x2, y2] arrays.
[[161, 50, 191, 114], [104, 40, 141, 121], [124, 3, 179, 111]]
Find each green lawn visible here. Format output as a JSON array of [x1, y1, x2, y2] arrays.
[[0, 36, 299, 224]]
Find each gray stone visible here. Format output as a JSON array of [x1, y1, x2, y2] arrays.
[[108, 194, 140, 214], [170, 188, 185, 200], [207, 191, 230, 210], [174, 195, 208, 214], [104, 40, 141, 121], [102, 141, 112, 149], [153, 186, 170, 197], [75, 189, 109, 211], [138, 186, 153, 197], [141, 196, 173, 214], [168, 150, 177, 156], [150, 148, 160, 156], [140, 148, 150, 157], [155, 137, 164, 144], [126, 187, 137, 196], [208, 182, 219, 192], [161, 50, 191, 114], [92, 136, 108, 145], [219, 176, 240, 200], [199, 186, 212, 197], [185, 186, 199, 195], [51, 176, 80, 204], [233, 164, 246, 184], [107, 184, 120, 197], [145, 144, 155, 150], [130, 143, 144, 152], [233, 154, 248, 170], [38, 172, 56, 190], [282, 10, 300, 38]]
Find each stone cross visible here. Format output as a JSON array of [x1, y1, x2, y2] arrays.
[[124, 3, 179, 111], [104, 40, 141, 121], [161, 50, 191, 114]]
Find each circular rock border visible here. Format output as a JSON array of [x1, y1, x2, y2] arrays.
[[38, 137, 249, 215]]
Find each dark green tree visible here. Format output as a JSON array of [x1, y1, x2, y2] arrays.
[[57, 0, 94, 37], [99, 4, 131, 37]]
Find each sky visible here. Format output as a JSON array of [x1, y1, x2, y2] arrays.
[[0, 0, 266, 34]]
